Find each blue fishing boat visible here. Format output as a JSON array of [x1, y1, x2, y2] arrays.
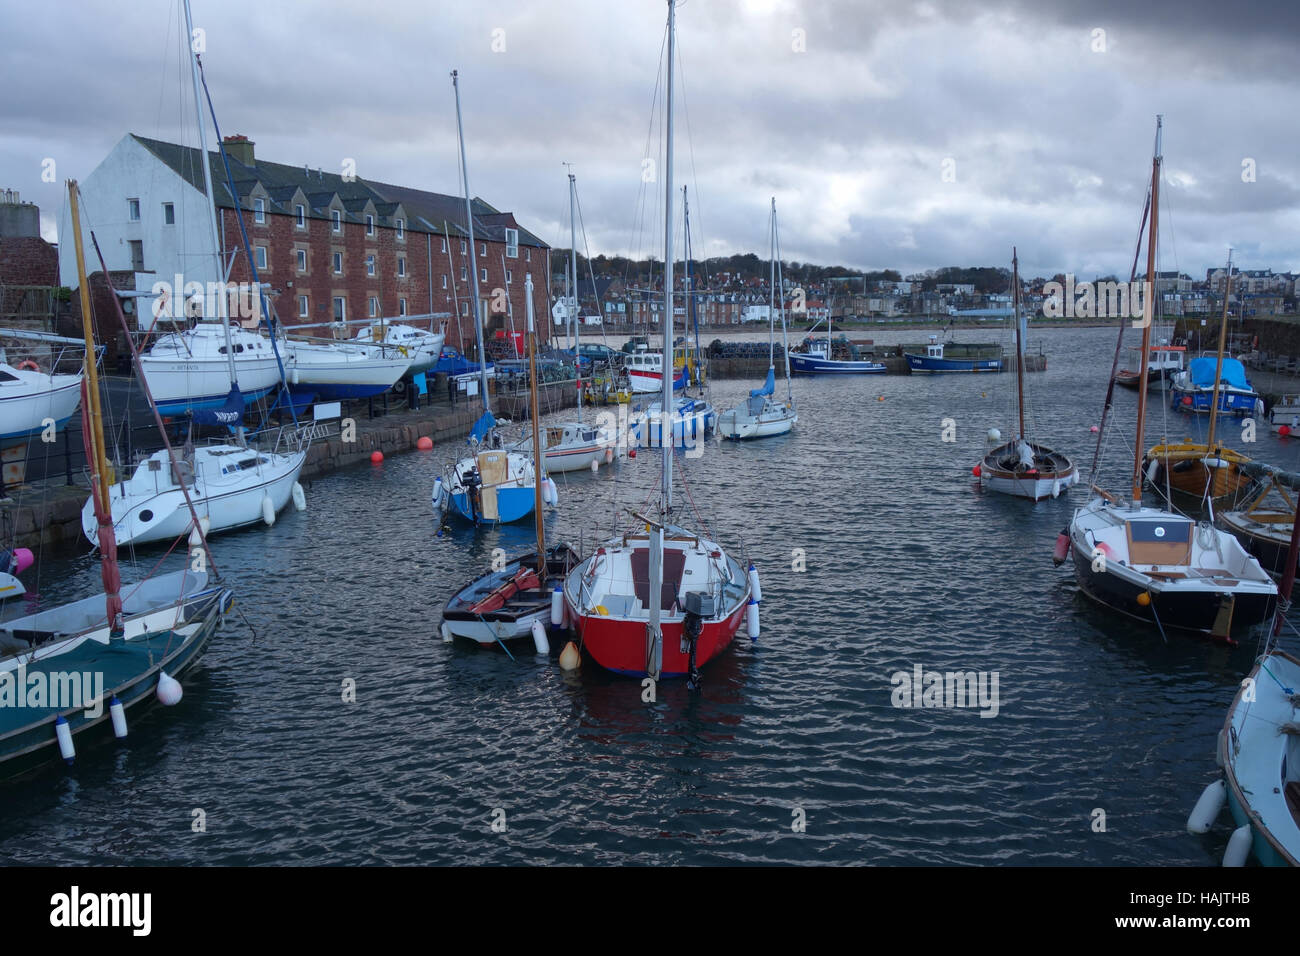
[[1169, 356, 1262, 416], [904, 335, 1003, 373], [789, 317, 885, 374]]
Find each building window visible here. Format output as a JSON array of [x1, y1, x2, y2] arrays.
[[255, 245, 268, 269], [480, 243, 486, 256], [396, 218, 404, 240], [128, 240, 144, 271], [461, 302, 469, 316], [332, 209, 342, 232], [298, 294, 309, 318], [297, 249, 307, 272], [398, 298, 407, 316], [441, 275, 447, 290], [254, 198, 265, 223], [127, 198, 140, 221], [460, 266, 467, 281], [333, 296, 346, 321], [526, 249, 531, 263], [505, 228, 518, 258], [460, 240, 467, 254], [369, 297, 379, 317], [366, 255, 376, 277], [441, 237, 447, 253], [295, 204, 306, 228], [333, 252, 343, 274], [505, 270, 512, 284], [365, 214, 375, 236], [397, 256, 406, 278], [162, 202, 175, 225], [480, 268, 487, 282]]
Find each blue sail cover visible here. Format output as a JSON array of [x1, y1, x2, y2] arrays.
[[1188, 356, 1250, 389], [188, 385, 244, 427], [468, 410, 497, 445], [750, 366, 776, 398]]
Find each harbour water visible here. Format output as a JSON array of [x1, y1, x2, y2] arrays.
[[2, 324, 1297, 865]]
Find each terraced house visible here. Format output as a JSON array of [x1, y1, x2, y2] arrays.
[[60, 133, 550, 355]]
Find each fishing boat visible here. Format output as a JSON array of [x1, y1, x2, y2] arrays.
[[353, 320, 446, 376], [0, 176, 233, 776], [1115, 342, 1184, 389], [789, 319, 886, 374], [1269, 395, 1300, 434], [1218, 463, 1300, 578], [563, 0, 752, 684], [978, 249, 1076, 500], [904, 336, 1003, 373], [1063, 117, 1276, 643], [514, 421, 615, 473], [441, 276, 582, 648], [718, 198, 797, 441], [1169, 356, 1262, 417], [1145, 256, 1262, 517], [626, 350, 688, 393], [433, 71, 547, 528]]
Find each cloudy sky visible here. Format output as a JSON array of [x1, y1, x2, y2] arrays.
[[4, 0, 1298, 281]]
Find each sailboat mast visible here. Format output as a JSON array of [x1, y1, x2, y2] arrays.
[[452, 70, 490, 415], [569, 171, 578, 352], [1206, 251, 1233, 451], [775, 201, 793, 399], [1012, 247, 1025, 441], [68, 182, 123, 631], [661, 0, 676, 517], [182, 0, 239, 395], [526, 276, 545, 562], [1131, 116, 1163, 506], [768, 199, 776, 370]]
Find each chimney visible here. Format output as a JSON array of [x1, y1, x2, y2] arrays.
[[223, 134, 255, 166]]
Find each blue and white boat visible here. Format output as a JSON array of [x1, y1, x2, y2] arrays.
[[1170, 356, 1262, 417], [904, 335, 1003, 373], [630, 396, 716, 448], [0, 361, 83, 442], [433, 72, 550, 528], [789, 317, 885, 374]]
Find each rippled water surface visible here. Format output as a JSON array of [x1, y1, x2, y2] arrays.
[[4, 325, 1299, 865]]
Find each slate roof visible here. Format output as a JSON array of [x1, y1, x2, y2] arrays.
[[131, 134, 548, 249]]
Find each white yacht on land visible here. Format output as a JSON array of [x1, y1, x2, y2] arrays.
[[139, 323, 283, 415], [353, 322, 446, 376], [0, 361, 83, 442], [282, 337, 411, 400]]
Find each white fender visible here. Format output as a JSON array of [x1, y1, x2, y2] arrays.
[[440, 621, 453, 643], [1187, 779, 1227, 834], [1223, 825, 1253, 867], [551, 585, 564, 627], [54, 714, 75, 764], [531, 620, 550, 655], [746, 598, 760, 641], [590, 458, 599, 473], [747, 562, 762, 603], [261, 494, 275, 526], [109, 696, 127, 739], [292, 482, 307, 512], [156, 671, 183, 706], [1145, 459, 1160, 485]]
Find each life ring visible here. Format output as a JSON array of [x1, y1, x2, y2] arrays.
[[16, 360, 38, 372]]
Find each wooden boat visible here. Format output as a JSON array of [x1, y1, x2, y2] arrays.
[[1064, 117, 1276, 644], [1145, 254, 1260, 518], [980, 248, 1076, 500], [563, 0, 752, 684]]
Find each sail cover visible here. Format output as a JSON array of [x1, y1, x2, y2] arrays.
[[1188, 356, 1250, 389], [468, 410, 497, 446], [750, 366, 776, 398], [1017, 440, 1035, 469], [188, 385, 244, 427]]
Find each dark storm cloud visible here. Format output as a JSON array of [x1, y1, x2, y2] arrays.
[[2, 0, 1297, 281]]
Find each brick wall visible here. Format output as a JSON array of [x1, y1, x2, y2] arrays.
[[219, 209, 547, 356]]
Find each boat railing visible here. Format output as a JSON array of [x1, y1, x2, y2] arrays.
[[260, 420, 333, 455]]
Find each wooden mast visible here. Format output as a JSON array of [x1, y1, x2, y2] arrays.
[[68, 181, 124, 631], [1012, 247, 1025, 441], [1206, 251, 1233, 452], [1131, 117, 1163, 507], [526, 276, 545, 565]]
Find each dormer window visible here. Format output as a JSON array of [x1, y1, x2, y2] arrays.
[[505, 228, 518, 258], [365, 214, 375, 236], [295, 204, 305, 228], [254, 198, 265, 223], [332, 209, 342, 233], [395, 218, 405, 240]]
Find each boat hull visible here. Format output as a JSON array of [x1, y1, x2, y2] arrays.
[[981, 440, 1077, 501], [789, 353, 885, 374], [447, 486, 535, 524], [904, 353, 1002, 373], [0, 373, 83, 442], [568, 599, 746, 677], [442, 546, 581, 645]]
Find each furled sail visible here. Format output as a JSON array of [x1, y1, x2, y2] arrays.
[[750, 366, 776, 399], [188, 385, 244, 428]]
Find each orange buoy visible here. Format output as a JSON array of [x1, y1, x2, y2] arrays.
[[1281, 425, 1292, 437], [370, 451, 384, 463], [628, 448, 637, 459], [16, 360, 38, 372], [1137, 591, 1151, 606], [417, 436, 433, 451]]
